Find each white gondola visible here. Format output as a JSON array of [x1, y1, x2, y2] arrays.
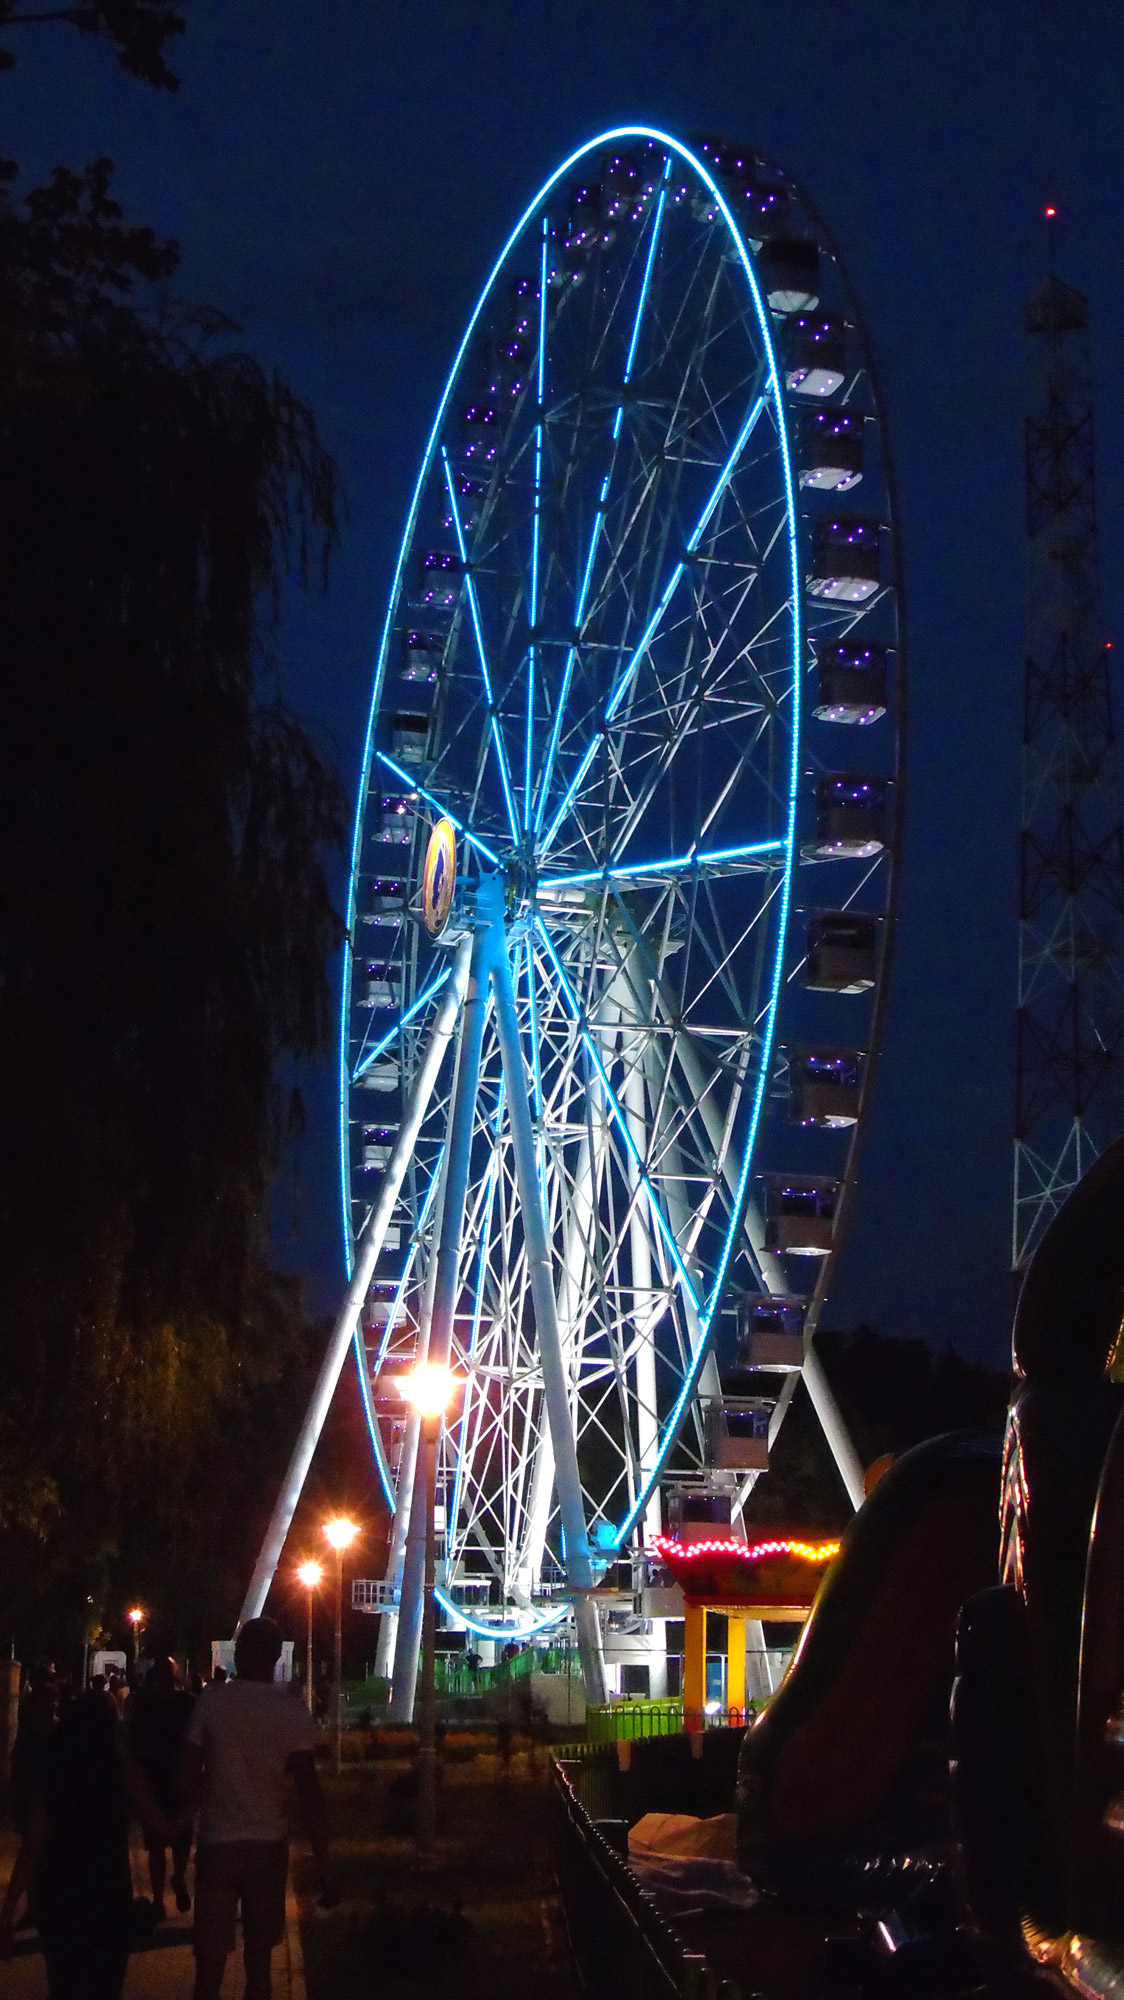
[[813, 640, 888, 723], [808, 775, 887, 858], [804, 911, 879, 993]]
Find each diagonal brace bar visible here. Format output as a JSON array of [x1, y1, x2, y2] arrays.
[[239, 935, 472, 1627]]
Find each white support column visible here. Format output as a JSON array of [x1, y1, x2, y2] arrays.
[[491, 893, 606, 1703], [515, 1062, 604, 1607], [239, 940, 471, 1628], [376, 1112, 455, 1680], [390, 911, 493, 1719], [802, 1342, 865, 1510], [615, 976, 667, 1698]]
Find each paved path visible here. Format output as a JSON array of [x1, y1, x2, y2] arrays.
[[0, 1825, 307, 2000]]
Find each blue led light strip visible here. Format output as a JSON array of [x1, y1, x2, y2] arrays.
[[524, 217, 549, 831], [351, 966, 451, 1082], [374, 751, 504, 871], [439, 451, 521, 845], [353, 1334, 395, 1510], [533, 163, 671, 840], [536, 917, 701, 1309], [538, 838, 784, 891], [539, 393, 768, 857], [520, 934, 548, 1201], [616, 159, 670, 436], [434, 1587, 569, 1641]]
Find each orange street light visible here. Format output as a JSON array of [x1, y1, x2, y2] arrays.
[[296, 1562, 323, 1715], [403, 1364, 455, 1419], [322, 1519, 360, 1769]]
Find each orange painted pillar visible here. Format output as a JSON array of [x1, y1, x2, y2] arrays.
[[726, 1613, 746, 1719], [683, 1600, 706, 1732]]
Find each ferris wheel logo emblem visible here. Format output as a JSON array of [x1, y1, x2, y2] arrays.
[[421, 817, 457, 937]]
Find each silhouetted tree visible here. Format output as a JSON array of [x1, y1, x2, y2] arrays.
[[0, 0, 183, 89], [744, 1326, 1011, 1530], [0, 22, 347, 1654]]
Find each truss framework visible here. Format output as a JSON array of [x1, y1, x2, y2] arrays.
[[1014, 274, 1124, 1269]]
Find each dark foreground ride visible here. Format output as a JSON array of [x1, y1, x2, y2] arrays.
[[554, 1134, 1124, 2000]]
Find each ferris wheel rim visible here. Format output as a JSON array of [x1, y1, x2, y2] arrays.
[[338, 125, 907, 1653]]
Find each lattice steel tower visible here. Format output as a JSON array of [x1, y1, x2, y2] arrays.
[[1014, 269, 1124, 1269]]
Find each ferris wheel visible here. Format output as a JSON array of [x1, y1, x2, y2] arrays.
[[325, 126, 902, 1704]]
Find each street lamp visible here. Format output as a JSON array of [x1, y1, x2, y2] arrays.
[[322, 1518, 359, 1774], [403, 1365, 458, 1867], [126, 1607, 145, 1684], [295, 1561, 323, 1716]]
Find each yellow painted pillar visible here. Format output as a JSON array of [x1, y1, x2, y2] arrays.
[[726, 1613, 746, 1719], [683, 1600, 706, 1732]]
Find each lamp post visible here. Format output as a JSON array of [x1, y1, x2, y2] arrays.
[[321, 1519, 359, 1774], [295, 1562, 323, 1716], [404, 1365, 457, 1868], [126, 1607, 144, 1685]]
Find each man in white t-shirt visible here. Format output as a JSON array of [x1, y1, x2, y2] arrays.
[[180, 1617, 333, 2000]]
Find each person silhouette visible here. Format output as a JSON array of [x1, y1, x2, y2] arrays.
[[0, 1688, 174, 1996], [179, 1618, 333, 2000], [127, 1656, 195, 1918]]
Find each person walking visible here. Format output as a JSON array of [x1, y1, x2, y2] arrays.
[[127, 1654, 195, 1918], [0, 1687, 175, 1998], [179, 1616, 333, 2000]]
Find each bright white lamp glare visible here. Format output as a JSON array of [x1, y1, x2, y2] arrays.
[[127, 1607, 144, 1626], [296, 1560, 323, 1590], [404, 1365, 455, 1418], [322, 1517, 359, 1553]]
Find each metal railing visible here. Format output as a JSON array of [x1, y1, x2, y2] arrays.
[[552, 1754, 742, 2000], [586, 1700, 761, 1743], [433, 1642, 579, 1696]]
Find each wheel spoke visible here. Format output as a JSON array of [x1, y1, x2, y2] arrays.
[[440, 449, 522, 844], [538, 838, 784, 891], [533, 159, 672, 837], [374, 750, 505, 868], [524, 217, 549, 830], [351, 966, 451, 1082], [538, 392, 768, 856]]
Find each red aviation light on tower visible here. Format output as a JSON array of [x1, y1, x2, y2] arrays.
[[1044, 206, 1057, 219]]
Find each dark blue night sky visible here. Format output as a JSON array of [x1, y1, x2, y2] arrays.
[[12, 0, 1124, 1366]]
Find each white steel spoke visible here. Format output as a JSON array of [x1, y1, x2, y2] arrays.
[[440, 450, 522, 844]]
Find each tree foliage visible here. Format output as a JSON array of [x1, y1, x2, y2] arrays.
[[0, 0, 183, 89], [744, 1326, 1011, 1531], [0, 102, 346, 1656]]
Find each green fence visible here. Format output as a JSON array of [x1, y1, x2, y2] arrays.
[[586, 1699, 762, 1743], [433, 1643, 578, 1697]]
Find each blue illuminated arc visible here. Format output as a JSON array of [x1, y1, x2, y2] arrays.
[[341, 124, 804, 1583]]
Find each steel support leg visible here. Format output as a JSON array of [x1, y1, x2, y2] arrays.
[[660, 986, 866, 1514], [390, 908, 493, 1718], [239, 939, 471, 1628], [489, 886, 606, 1703], [684, 1600, 706, 1732], [802, 1343, 865, 1510]]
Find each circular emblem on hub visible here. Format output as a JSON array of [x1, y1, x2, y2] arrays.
[[422, 817, 457, 937]]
